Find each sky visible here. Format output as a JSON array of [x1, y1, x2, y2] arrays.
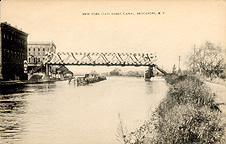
[[1, 0, 225, 73]]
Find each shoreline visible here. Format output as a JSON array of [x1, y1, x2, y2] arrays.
[[122, 75, 226, 144]]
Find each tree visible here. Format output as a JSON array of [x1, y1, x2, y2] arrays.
[[109, 68, 122, 76], [172, 64, 177, 74], [187, 41, 226, 77], [124, 71, 144, 77]]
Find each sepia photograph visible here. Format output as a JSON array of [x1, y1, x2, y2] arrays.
[[0, 0, 226, 143]]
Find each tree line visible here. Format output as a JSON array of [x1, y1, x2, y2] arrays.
[[103, 68, 144, 77], [183, 41, 225, 79]]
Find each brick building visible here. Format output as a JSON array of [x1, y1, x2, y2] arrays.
[[27, 41, 56, 72], [0, 22, 28, 81]]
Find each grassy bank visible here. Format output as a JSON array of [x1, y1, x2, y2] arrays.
[[119, 75, 226, 144]]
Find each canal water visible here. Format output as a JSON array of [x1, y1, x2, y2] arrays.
[[0, 77, 168, 144]]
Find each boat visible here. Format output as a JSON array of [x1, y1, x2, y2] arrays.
[[27, 73, 55, 84], [68, 74, 107, 85]]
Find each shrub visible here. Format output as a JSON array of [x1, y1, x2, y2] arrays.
[[148, 104, 225, 143], [122, 75, 226, 144], [165, 75, 187, 85], [167, 76, 216, 109]]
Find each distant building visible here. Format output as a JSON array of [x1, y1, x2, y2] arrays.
[[0, 22, 28, 81], [27, 41, 56, 73]]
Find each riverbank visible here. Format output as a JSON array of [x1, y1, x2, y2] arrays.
[[122, 75, 226, 144], [0, 78, 55, 86], [0, 80, 26, 86]]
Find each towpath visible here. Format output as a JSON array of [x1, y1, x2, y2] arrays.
[[205, 81, 226, 114]]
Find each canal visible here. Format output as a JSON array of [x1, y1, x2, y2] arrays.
[[0, 77, 168, 144]]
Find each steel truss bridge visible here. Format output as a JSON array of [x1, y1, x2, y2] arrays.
[[44, 52, 157, 66], [42, 52, 168, 80]]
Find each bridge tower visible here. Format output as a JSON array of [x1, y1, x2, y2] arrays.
[[144, 66, 154, 81]]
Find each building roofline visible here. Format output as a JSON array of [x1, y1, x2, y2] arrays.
[[28, 41, 56, 47], [1, 22, 28, 36]]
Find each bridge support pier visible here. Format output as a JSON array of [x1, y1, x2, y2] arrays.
[[144, 66, 154, 81], [45, 64, 50, 76]]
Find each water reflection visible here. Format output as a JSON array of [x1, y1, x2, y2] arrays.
[[145, 81, 154, 94], [0, 83, 56, 144], [0, 93, 27, 144], [0, 84, 27, 95], [145, 78, 168, 117], [0, 78, 168, 144], [26, 83, 56, 93]]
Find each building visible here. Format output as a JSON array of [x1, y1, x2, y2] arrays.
[[27, 41, 56, 73], [27, 41, 56, 66], [0, 22, 28, 81]]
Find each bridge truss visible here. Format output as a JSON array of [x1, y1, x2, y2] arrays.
[[44, 52, 157, 66]]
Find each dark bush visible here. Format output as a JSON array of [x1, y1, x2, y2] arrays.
[[149, 104, 225, 143], [165, 75, 187, 85]]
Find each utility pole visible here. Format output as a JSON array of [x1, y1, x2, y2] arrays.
[[178, 56, 181, 70], [193, 45, 196, 73]]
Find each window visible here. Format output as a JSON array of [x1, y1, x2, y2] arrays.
[[33, 48, 35, 51], [29, 58, 30, 62], [29, 48, 30, 51], [38, 48, 40, 51], [43, 48, 45, 51]]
